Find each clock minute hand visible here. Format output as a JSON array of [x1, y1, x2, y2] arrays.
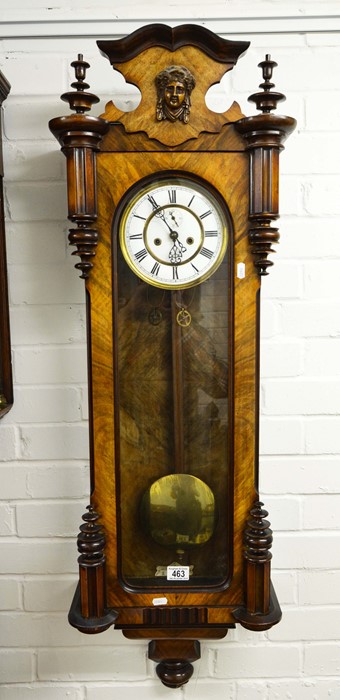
[[156, 209, 172, 230], [147, 196, 171, 229], [147, 196, 180, 236]]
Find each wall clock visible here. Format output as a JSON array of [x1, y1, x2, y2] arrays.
[[50, 25, 295, 688], [0, 70, 12, 418]]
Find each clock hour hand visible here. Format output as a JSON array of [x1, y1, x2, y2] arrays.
[[169, 210, 180, 227]]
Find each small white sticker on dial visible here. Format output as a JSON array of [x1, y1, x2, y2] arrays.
[[167, 565, 190, 581]]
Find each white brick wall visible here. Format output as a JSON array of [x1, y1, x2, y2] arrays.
[[1, 2, 340, 698]]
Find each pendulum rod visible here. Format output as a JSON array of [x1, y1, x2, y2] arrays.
[[171, 291, 186, 474]]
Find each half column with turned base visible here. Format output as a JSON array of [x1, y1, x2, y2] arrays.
[[233, 501, 281, 631], [68, 506, 118, 634]]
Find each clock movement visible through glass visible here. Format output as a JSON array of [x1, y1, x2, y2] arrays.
[[114, 174, 232, 589]]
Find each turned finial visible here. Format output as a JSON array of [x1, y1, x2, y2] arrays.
[[77, 506, 106, 566], [60, 54, 99, 113], [244, 501, 273, 564], [71, 54, 90, 90], [248, 54, 286, 113]]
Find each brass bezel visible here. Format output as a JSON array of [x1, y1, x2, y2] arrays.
[[118, 173, 229, 290]]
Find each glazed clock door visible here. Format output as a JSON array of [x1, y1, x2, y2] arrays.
[[113, 171, 233, 590]]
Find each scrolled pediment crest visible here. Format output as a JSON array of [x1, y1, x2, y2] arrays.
[[98, 24, 249, 146]]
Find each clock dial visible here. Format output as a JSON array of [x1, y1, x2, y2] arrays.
[[119, 175, 228, 289]]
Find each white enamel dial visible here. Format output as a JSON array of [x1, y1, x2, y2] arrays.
[[119, 176, 228, 289]]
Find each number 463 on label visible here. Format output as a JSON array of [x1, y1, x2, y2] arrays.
[[167, 566, 190, 581]]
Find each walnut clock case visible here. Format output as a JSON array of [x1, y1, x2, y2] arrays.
[[49, 25, 295, 688]]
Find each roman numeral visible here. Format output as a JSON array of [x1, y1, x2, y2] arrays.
[[168, 189, 176, 204], [133, 214, 146, 221], [205, 230, 218, 237], [135, 248, 148, 262], [151, 262, 160, 276], [191, 263, 199, 273], [187, 195, 195, 207], [172, 266, 179, 280], [200, 210, 212, 220], [129, 233, 143, 240], [200, 247, 213, 259]]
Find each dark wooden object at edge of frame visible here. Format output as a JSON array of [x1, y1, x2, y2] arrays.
[[0, 71, 13, 419], [49, 24, 296, 688]]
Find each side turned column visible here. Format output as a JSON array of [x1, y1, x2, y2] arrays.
[[49, 54, 109, 279], [236, 55, 296, 275]]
